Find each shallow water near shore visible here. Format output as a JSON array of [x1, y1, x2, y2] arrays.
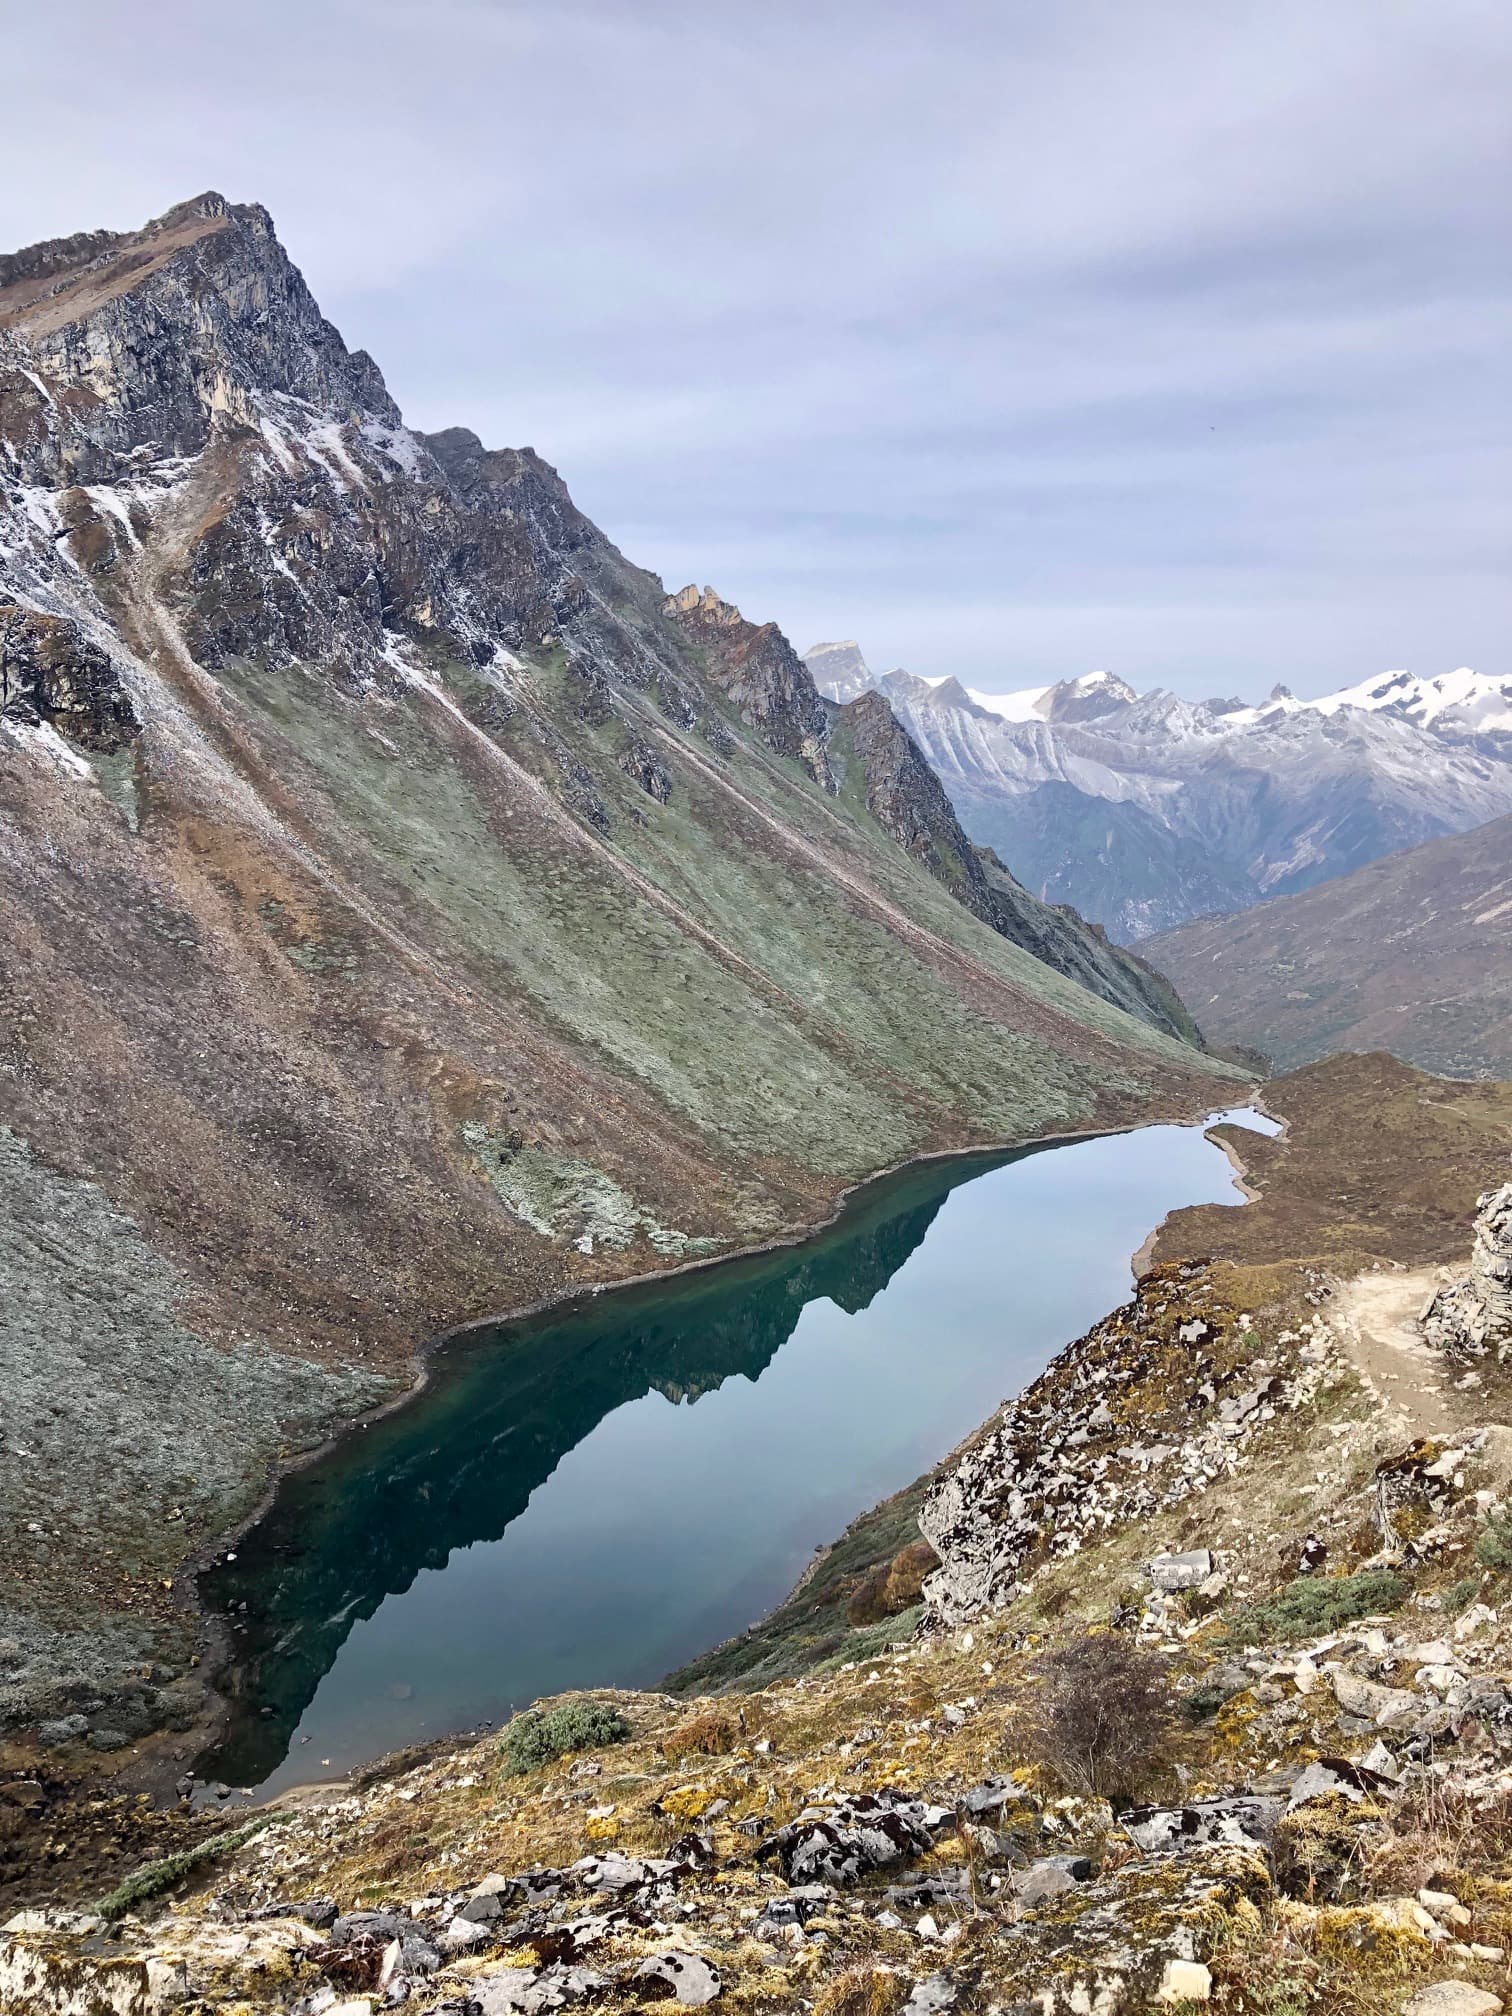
[[201, 1108, 1276, 1796]]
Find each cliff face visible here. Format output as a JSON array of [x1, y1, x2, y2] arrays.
[[0, 193, 1239, 1741]]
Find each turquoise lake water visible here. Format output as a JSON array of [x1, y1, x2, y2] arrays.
[[201, 1107, 1275, 1796]]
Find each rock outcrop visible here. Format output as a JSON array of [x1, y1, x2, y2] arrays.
[[663, 584, 835, 788], [0, 604, 138, 751], [918, 1260, 1332, 1624], [1423, 1185, 1512, 1362]]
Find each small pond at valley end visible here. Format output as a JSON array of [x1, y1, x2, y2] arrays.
[[202, 1108, 1277, 1796]]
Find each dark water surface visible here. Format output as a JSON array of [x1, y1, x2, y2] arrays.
[[202, 1108, 1274, 1795]]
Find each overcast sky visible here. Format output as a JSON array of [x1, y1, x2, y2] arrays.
[[5, 0, 1508, 697]]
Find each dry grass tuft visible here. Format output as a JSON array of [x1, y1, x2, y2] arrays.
[[659, 1708, 747, 1764], [812, 1964, 908, 2016]]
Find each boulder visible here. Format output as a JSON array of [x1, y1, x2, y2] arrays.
[[1286, 1756, 1396, 1809], [1331, 1668, 1417, 1725], [1401, 1986, 1504, 2016], [1123, 1793, 1283, 1854], [1146, 1550, 1214, 1592], [1015, 1857, 1093, 1908], [633, 1952, 721, 2005], [755, 1789, 949, 1885], [473, 1965, 610, 2013]]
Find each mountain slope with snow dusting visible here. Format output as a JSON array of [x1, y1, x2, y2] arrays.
[[807, 644, 1512, 938]]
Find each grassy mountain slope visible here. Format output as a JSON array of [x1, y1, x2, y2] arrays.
[[1143, 814, 1512, 1077]]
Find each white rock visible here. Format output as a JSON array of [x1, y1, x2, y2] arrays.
[[1420, 1889, 1462, 1915], [442, 1915, 494, 1951], [1405, 1640, 1455, 1665], [1401, 1984, 1504, 2016], [1158, 1958, 1213, 2002], [1455, 1604, 1497, 1640]]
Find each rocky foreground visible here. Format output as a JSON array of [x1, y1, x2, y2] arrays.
[[5, 1057, 1512, 2015]]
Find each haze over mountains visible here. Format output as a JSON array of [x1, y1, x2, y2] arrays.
[[807, 641, 1512, 940]]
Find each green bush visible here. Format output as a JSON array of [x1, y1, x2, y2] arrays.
[[1225, 1569, 1408, 1646], [499, 1700, 632, 1778], [1442, 1574, 1483, 1614], [1476, 1509, 1512, 1572], [94, 1816, 279, 1921]]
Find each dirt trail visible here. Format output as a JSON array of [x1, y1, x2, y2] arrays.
[[1332, 1265, 1456, 1438]]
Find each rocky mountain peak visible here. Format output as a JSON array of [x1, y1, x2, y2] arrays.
[[0, 192, 398, 487], [801, 638, 874, 703], [1038, 669, 1138, 722], [665, 583, 744, 629]]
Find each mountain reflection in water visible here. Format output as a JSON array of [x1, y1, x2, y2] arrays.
[[202, 1112, 1269, 1793]]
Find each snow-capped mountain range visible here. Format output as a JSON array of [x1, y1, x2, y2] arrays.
[[805, 641, 1512, 940]]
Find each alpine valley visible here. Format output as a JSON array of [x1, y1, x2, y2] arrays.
[[6, 194, 1512, 2016], [806, 642, 1512, 941], [0, 195, 1239, 1769]]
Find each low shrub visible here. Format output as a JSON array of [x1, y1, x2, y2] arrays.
[[1441, 1573, 1483, 1614], [846, 1540, 939, 1626], [1183, 1673, 1245, 1722], [94, 1816, 279, 1921], [660, 1708, 744, 1764], [1016, 1632, 1177, 1809], [1225, 1568, 1407, 1646], [499, 1700, 632, 1778], [812, 1607, 922, 1674], [812, 1966, 907, 2016], [1475, 1508, 1512, 1571]]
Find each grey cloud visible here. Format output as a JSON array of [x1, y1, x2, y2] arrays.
[[2, 0, 1506, 695]]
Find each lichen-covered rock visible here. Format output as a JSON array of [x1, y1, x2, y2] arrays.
[[1004, 1843, 1272, 2015], [1122, 1793, 1282, 1855], [754, 1788, 950, 1884]]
